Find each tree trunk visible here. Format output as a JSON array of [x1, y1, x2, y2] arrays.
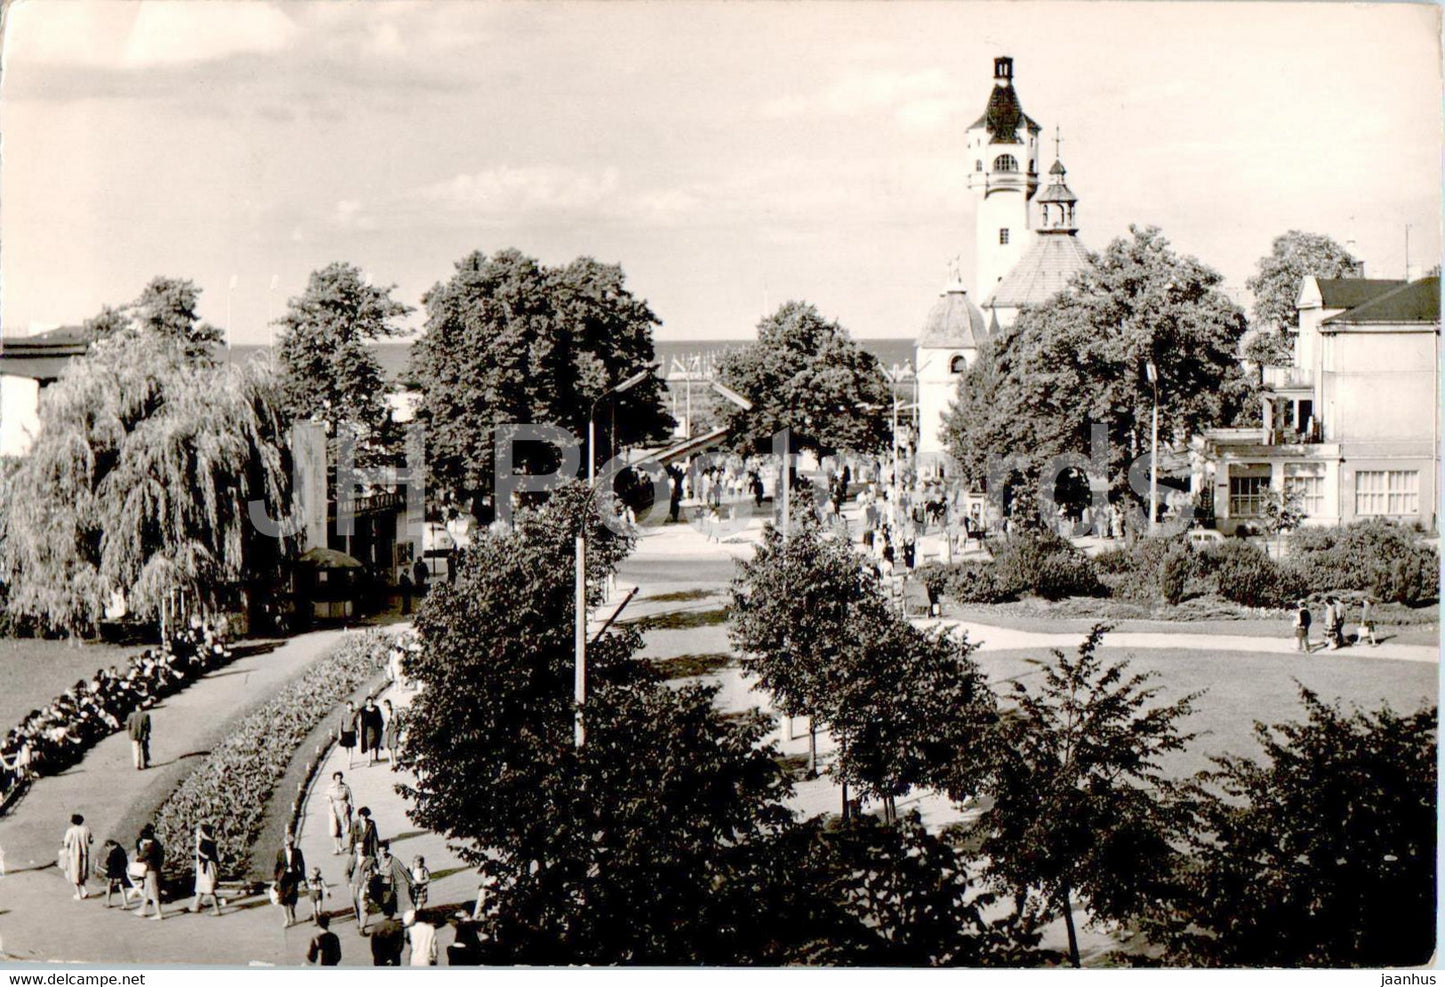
[[841, 781, 849, 822], [1059, 882, 1081, 969]]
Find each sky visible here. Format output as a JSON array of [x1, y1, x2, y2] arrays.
[[2, 1, 1440, 344]]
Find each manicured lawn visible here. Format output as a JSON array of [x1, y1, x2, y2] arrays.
[[975, 643, 1439, 781], [0, 637, 141, 729], [943, 604, 1440, 647]]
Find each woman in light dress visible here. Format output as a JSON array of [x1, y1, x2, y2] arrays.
[[61, 813, 92, 900], [326, 771, 353, 854], [192, 822, 223, 916]]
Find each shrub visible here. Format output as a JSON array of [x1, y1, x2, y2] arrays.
[[1202, 541, 1302, 608], [991, 531, 1101, 601], [917, 561, 1013, 605], [1094, 537, 1198, 605], [152, 630, 391, 881], [1288, 520, 1439, 605]]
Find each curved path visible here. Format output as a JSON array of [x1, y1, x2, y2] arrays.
[[0, 628, 354, 964]]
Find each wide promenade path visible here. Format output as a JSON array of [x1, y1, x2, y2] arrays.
[[0, 628, 354, 965]]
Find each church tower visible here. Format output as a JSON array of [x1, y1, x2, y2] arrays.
[[966, 56, 1041, 305]]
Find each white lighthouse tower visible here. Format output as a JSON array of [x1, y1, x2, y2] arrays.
[[965, 56, 1041, 305]]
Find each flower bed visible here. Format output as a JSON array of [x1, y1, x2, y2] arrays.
[[152, 630, 390, 880]]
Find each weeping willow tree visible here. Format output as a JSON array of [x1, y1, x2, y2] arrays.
[[1, 327, 291, 637]]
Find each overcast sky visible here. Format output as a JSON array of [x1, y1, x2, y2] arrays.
[[2, 1, 1440, 344]]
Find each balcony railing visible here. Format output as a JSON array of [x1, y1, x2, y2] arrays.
[[1262, 365, 1314, 389]]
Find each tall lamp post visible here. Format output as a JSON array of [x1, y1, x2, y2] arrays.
[[576, 366, 655, 748], [1146, 359, 1159, 537]]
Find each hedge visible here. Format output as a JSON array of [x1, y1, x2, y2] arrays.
[[1288, 520, 1439, 606], [152, 630, 391, 881]]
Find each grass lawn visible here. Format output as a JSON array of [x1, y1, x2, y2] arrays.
[[943, 604, 1440, 647], [975, 644, 1439, 781], [0, 637, 142, 729]]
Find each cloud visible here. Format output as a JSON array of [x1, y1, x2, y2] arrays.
[[761, 67, 960, 131], [5, 0, 298, 70], [416, 166, 623, 216]]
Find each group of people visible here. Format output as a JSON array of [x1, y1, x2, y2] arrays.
[[1, 619, 233, 798], [1293, 596, 1380, 652], [335, 697, 405, 770], [59, 815, 202, 922]]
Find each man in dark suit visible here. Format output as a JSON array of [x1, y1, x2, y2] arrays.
[[369, 916, 405, 966], [126, 709, 151, 770]]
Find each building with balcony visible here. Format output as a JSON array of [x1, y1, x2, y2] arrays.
[[1193, 275, 1439, 534]]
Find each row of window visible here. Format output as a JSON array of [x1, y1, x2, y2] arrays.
[[1227, 468, 1420, 518], [975, 155, 1033, 173]]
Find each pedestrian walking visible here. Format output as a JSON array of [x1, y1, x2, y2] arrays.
[[306, 866, 328, 923], [1293, 600, 1313, 652], [374, 842, 416, 919], [306, 914, 341, 966], [398, 572, 413, 615], [273, 828, 306, 929], [369, 915, 405, 966], [1322, 598, 1340, 650], [1360, 596, 1380, 646], [359, 698, 384, 766], [133, 824, 165, 920], [410, 855, 430, 910], [404, 910, 438, 966], [99, 839, 135, 908], [61, 813, 92, 900], [412, 558, 429, 598], [382, 700, 402, 767], [126, 708, 151, 771], [337, 701, 359, 770], [325, 771, 353, 854], [191, 823, 223, 916]]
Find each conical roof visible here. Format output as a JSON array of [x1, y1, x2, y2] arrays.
[[919, 282, 989, 348], [985, 235, 1092, 310], [1036, 159, 1077, 204]]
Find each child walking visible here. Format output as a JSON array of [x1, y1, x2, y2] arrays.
[[306, 866, 328, 923], [411, 856, 431, 911]]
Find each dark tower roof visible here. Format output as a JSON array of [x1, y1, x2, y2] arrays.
[[969, 55, 1041, 144]]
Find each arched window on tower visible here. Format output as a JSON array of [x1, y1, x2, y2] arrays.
[[975, 160, 982, 172], [949, 354, 968, 374], [993, 154, 1018, 173]]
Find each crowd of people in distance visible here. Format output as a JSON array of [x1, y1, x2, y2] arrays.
[[0, 618, 234, 801]]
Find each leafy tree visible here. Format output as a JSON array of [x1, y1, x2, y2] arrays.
[[716, 301, 892, 456], [975, 625, 1200, 967], [133, 276, 226, 362], [943, 226, 1252, 506], [274, 262, 412, 467], [1154, 690, 1436, 967], [0, 330, 289, 636], [1258, 486, 1304, 558], [731, 517, 996, 813], [400, 483, 797, 964], [1244, 231, 1360, 367], [827, 601, 997, 819], [411, 250, 672, 511], [729, 517, 863, 775]]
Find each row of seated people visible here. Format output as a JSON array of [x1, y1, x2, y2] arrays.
[[0, 620, 234, 801]]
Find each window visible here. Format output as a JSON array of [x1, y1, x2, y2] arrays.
[[975, 160, 982, 172], [999, 228, 1010, 245], [949, 354, 967, 374], [993, 154, 1018, 172], [1355, 470, 1419, 516], [1284, 463, 1325, 516], [1229, 473, 1270, 517]]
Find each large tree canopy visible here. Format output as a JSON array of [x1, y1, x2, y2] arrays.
[[1243, 230, 1359, 367], [0, 329, 289, 635], [85, 276, 226, 365], [1155, 690, 1437, 967], [411, 250, 672, 510], [274, 262, 412, 467], [716, 301, 893, 456], [943, 225, 1252, 501]]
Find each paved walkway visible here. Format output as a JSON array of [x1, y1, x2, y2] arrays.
[[0, 627, 368, 964]]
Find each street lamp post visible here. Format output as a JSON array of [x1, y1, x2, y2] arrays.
[[576, 366, 656, 747], [1146, 359, 1159, 537]]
